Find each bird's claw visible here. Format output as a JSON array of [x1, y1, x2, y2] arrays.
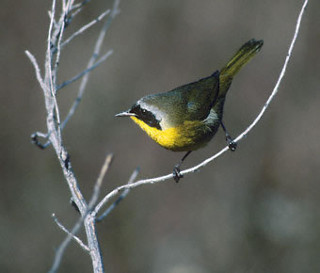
[[173, 166, 183, 183], [226, 136, 237, 152]]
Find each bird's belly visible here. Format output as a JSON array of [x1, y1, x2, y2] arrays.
[[131, 117, 219, 151]]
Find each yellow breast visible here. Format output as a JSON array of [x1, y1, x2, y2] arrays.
[[130, 116, 214, 151]]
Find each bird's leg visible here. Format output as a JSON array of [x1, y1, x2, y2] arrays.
[[220, 121, 237, 151], [173, 151, 192, 183]]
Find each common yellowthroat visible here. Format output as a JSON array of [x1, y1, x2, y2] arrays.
[[116, 39, 263, 181]]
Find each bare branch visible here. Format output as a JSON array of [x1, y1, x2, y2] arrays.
[[59, 50, 113, 130], [28, 0, 120, 272], [94, 174, 172, 217], [94, 0, 309, 214], [45, 0, 63, 144], [231, 0, 309, 143], [25, 51, 46, 92], [61, 9, 111, 48], [46, 0, 56, 89], [49, 212, 88, 273], [52, 213, 90, 252], [96, 167, 140, 222], [60, 0, 120, 131], [52, 20, 65, 83], [70, 0, 91, 13], [89, 154, 114, 208], [49, 153, 114, 273], [57, 49, 113, 93]]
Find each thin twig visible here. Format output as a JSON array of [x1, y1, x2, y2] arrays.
[[61, 9, 111, 48], [52, 19, 65, 84], [57, 49, 113, 93], [46, 0, 62, 144], [61, 0, 120, 130], [46, 0, 56, 92], [52, 0, 72, 84], [70, 0, 91, 13], [49, 212, 88, 273], [25, 51, 46, 92], [65, 0, 73, 11], [28, 0, 120, 272], [30, 7, 114, 148], [96, 167, 140, 221], [93, 0, 309, 216], [49, 153, 114, 273], [230, 0, 309, 144], [52, 213, 90, 252], [89, 154, 114, 208]]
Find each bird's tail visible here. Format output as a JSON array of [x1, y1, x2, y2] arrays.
[[219, 39, 263, 96]]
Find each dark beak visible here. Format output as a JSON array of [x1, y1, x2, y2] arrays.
[[115, 111, 136, 117]]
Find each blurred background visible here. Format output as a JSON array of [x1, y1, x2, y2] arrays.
[[1, 0, 319, 272]]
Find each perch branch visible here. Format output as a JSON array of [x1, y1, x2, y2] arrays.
[[96, 167, 140, 221]]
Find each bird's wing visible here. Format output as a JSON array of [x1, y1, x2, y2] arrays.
[[162, 70, 220, 125]]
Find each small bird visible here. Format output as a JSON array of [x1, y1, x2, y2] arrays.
[[116, 39, 263, 182]]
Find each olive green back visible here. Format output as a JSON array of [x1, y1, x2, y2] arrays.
[[142, 71, 220, 127]]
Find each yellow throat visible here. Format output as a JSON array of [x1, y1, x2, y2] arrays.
[[130, 116, 213, 151]]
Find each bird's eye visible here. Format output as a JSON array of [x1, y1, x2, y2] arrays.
[[141, 109, 146, 114]]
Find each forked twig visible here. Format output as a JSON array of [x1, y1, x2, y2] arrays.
[[96, 167, 140, 222], [52, 213, 90, 252], [49, 154, 113, 273], [26, 1, 120, 272], [61, 0, 120, 131], [57, 50, 113, 93], [61, 9, 111, 48]]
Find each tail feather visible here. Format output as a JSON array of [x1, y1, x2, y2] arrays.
[[219, 39, 263, 96]]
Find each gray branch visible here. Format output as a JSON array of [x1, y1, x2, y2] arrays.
[[61, 9, 111, 48], [57, 50, 113, 93], [26, 0, 120, 272], [97, 167, 140, 222], [49, 154, 113, 273], [52, 213, 90, 252]]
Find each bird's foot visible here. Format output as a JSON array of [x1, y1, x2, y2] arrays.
[[173, 165, 183, 183], [226, 135, 237, 152]]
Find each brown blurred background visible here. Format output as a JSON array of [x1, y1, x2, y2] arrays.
[[1, 0, 320, 272]]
